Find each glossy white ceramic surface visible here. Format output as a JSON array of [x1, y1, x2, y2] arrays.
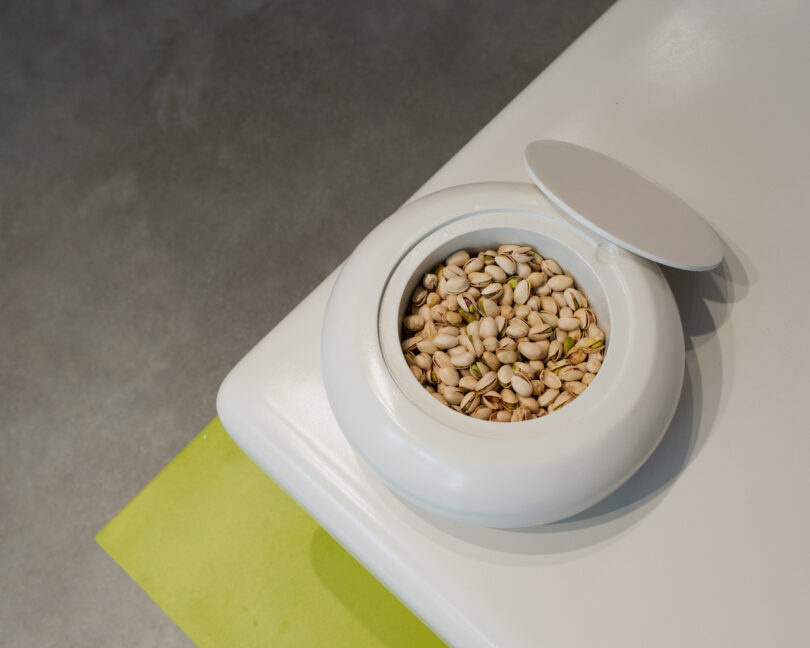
[[218, 1, 810, 645], [322, 182, 684, 527]]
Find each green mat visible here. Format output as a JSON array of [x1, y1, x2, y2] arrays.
[[97, 418, 444, 647]]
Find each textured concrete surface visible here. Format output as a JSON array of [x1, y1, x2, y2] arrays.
[[0, 1, 613, 645]]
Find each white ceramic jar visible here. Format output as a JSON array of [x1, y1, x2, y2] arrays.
[[322, 141, 722, 528]]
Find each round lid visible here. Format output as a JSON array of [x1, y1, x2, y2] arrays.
[[524, 140, 723, 271]]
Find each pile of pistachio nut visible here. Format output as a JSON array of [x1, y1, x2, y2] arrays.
[[401, 244, 606, 422]]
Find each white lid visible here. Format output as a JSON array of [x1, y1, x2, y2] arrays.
[[524, 140, 723, 271]]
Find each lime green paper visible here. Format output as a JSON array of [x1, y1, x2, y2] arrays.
[[97, 418, 444, 647]]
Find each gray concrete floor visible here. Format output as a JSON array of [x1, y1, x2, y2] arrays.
[[1, 1, 613, 645]]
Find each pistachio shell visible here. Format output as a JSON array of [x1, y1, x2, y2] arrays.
[[460, 391, 480, 414], [443, 386, 464, 405], [479, 297, 500, 317], [437, 366, 460, 386], [517, 341, 544, 360], [445, 276, 470, 294], [494, 254, 517, 275], [446, 250, 470, 267], [528, 323, 553, 341], [565, 381, 586, 396], [511, 407, 528, 422], [547, 275, 574, 291], [538, 388, 559, 408], [506, 318, 530, 339], [458, 375, 479, 392], [513, 279, 530, 305], [422, 273, 438, 290], [451, 351, 476, 368], [446, 311, 463, 326], [559, 368, 584, 382], [496, 349, 518, 364], [482, 350, 500, 371], [480, 283, 504, 301], [463, 257, 484, 273], [401, 335, 422, 352], [497, 364, 514, 388], [471, 406, 493, 420], [541, 369, 562, 390], [478, 316, 498, 339], [484, 265, 507, 283], [476, 371, 498, 393], [432, 333, 458, 349], [467, 271, 492, 288], [541, 258, 562, 275], [481, 390, 501, 409], [443, 264, 465, 280], [410, 365, 423, 382], [518, 395, 540, 413], [549, 391, 572, 411], [527, 271, 546, 288], [501, 388, 519, 410], [557, 317, 581, 332], [415, 339, 438, 354], [511, 373, 533, 397]]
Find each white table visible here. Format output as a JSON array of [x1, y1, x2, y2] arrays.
[[218, 1, 810, 645]]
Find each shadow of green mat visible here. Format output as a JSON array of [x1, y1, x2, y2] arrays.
[[310, 526, 445, 647]]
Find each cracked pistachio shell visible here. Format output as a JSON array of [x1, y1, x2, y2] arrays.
[[526, 296, 542, 312], [549, 391, 572, 411], [501, 388, 519, 410], [443, 386, 464, 405], [482, 250, 497, 264], [451, 351, 476, 368], [415, 339, 437, 354], [443, 264, 465, 280], [437, 325, 459, 336], [557, 317, 581, 332], [506, 318, 529, 339], [403, 314, 425, 331], [567, 349, 587, 365], [501, 283, 514, 306], [518, 395, 541, 413], [497, 337, 516, 351], [538, 388, 559, 408], [478, 316, 498, 339], [494, 253, 517, 275], [401, 335, 422, 352], [425, 292, 441, 307], [497, 364, 514, 388], [516, 263, 531, 278], [433, 333, 459, 349], [559, 306, 574, 319], [541, 368, 562, 389], [540, 296, 558, 314], [482, 351, 500, 372], [414, 353, 431, 371], [469, 334, 484, 357], [480, 282, 504, 301], [493, 410, 512, 422], [511, 373, 533, 397], [541, 258, 562, 275], [446, 250, 470, 267], [458, 375, 479, 392], [546, 339, 563, 361], [528, 323, 553, 341], [511, 246, 535, 263], [476, 371, 498, 393], [410, 365, 423, 382], [460, 391, 480, 414], [559, 367, 584, 382], [565, 381, 586, 396], [482, 336, 499, 352], [517, 341, 545, 360], [564, 288, 588, 310], [466, 320, 480, 337], [527, 271, 546, 288], [547, 275, 574, 291], [432, 391, 449, 406], [422, 273, 438, 290], [456, 294, 476, 314], [485, 264, 507, 283], [437, 365, 460, 386], [471, 406, 493, 420], [512, 361, 535, 379], [514, 305, 531, 320], [445, 275, 470, 294], [536, 283, 552, 297], [581, 372, 596, 386], [496, 349, 518, 364], [445, 311, 463, 327], [467, 271, 492, 288], [431, 350, 450, 368], [511, 407, 528, 422], [463, 256, 484, 273], [527, 311, 543, 327], [586, 358, 602, 373], [478, 297, 500, 317], [531, 379, 545, 396]]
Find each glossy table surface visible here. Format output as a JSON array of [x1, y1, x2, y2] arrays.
[[218, 1, 810, 645]]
